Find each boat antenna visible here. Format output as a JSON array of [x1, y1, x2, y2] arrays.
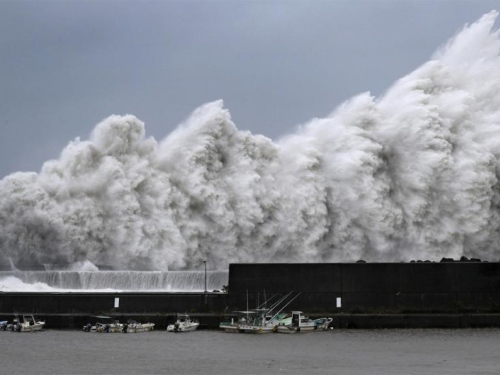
[[264, 290, 267, 308]]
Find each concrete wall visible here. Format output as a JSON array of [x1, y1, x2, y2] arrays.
[[227, 263, 500, 313], [1, 262, 500, 326], [0, 292, 227, 315]]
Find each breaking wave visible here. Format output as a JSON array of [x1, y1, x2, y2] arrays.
[[1, 12, 500, 270]]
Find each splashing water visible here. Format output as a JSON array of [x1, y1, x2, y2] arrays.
[[1, 12, 500, 270], [0, 270, 229, 292]]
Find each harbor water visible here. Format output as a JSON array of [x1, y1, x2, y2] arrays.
[[1, 329, 499, 374]]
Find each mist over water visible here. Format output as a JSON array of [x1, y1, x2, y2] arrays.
[[1, 12, 500, 270]]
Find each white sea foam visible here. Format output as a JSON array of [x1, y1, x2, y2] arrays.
[[0, 270, 228, 292], [1, 12, 500, 270], [0, 276, 59, 292]]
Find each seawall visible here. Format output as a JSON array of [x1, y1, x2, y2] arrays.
[[227, 262, 500, 313], [1, 262, 500, 328]]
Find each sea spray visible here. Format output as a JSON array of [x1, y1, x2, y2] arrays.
[[1, 12, 500, 270], [0, 270, 229, 291]]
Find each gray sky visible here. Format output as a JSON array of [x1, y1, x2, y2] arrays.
[[0, 0, 498, 179]]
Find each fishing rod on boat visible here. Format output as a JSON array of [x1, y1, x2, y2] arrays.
[[267, 291, 295, 312], [256, 292, 279, 310], [251, 291, 297, 325], [268, 292, 302, 323]]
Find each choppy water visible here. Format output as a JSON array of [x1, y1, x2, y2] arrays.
[[1, 329, 499, 375]]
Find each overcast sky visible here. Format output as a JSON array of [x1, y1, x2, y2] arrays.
[[0, 0, 498, 179]]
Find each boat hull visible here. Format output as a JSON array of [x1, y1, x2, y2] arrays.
[[126, 323, 155, 333], [8, 322, 45, 332], [20, 323, 45, 332], [91, 325, 123, 333], [239, 324, 275, 334], [276, 325, 316, 334], [219, 324, 241, 333], [167, 323, 199, 332]]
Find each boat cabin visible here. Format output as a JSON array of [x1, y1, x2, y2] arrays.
[[291, 311, 313, 327]]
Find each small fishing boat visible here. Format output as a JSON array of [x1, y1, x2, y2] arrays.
[[167, 314, 199, 332], [276, 311, 316, 333], [238, 309, 275, 334], [83, 316, 123, 333], [219, 312, 251, 333], [220, 291, 302, 334], [314, 317, 333, 330], [8, 315, 45, 332], [238, 309, 289, 334], [123, 320, 155, 333]]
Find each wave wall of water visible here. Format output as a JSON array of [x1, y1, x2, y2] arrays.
[[0, 271, 228, 292], [1, 12, 500, 270]]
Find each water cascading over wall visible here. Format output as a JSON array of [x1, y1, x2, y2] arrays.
[[2, 12, 500, 271], [0, 271, 228, 292]]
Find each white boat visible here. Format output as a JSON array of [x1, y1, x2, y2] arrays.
[[220, 310, 266, 333], [220, 291, 301, 334], [219, 312, 249, 333], [238, 309, 274, 334], [314, 317, 333, 330], [8, 315, 45, 332], [238, 309, 289, 334], [167, 314, 199, 332], [239, 323, 276, 333], [83, 316, 123, 333], [123, 320, 155, 333], [276, 311, 316, 333]]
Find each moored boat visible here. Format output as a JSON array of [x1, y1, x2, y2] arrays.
[[314, 317, 333, 330], [8, 315, 45, 332], [238, 309, 276, 334], [167, 314, 199, 332], [276, 311, 316, 333], [220, 291, 302, 334], [83, 316, 122, 333], [123, 320, 155, 333], [239, 309, 290, 334], [219, 311, 253, 333]]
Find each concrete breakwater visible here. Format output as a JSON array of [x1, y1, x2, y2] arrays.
[[227, 262, 500, 313], [1, 262, 500, 328]]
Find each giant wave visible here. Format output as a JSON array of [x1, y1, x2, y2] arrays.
[[1, 12, 500, 270]]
